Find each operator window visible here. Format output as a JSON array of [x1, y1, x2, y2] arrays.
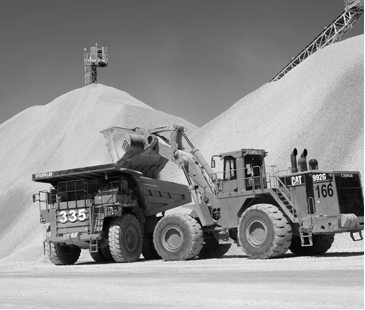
[[224, 156, 237, 181]]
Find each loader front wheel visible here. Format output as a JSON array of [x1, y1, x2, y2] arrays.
[[238, 204, 292, 259], [109, 214, 143, 263], [289, 234, 334, 256], [198, 232, 232, 259], [45, 242, 81, 265], [153, 213, 203, 261]]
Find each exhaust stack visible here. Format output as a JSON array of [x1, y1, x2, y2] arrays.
[[298, 149, 308, 172], [290, 148, 298, 173]]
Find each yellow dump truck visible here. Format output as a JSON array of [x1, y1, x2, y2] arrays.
[[32, 163, 190, 265]]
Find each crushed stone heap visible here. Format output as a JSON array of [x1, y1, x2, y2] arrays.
[[0, 84, 197, 265]]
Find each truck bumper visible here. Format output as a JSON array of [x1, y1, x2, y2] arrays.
[[45, 232, 100, 249], [340, 214, 364, 231]]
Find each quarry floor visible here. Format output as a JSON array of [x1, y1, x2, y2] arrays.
[[0, 251, 363, 309]]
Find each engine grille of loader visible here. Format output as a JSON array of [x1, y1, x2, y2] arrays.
[[335, 173, 364, 216]]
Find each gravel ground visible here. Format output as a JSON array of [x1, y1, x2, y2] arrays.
[[0, 253, 363, 309]]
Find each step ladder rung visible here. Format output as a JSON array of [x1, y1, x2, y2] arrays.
[[299, 227, 313, 247], [89, 238, 98, 253]]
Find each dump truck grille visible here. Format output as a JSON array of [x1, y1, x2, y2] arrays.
[[56, 207, 90, 236]]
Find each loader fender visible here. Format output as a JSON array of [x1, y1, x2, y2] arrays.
[[181, 204, 214, 227]]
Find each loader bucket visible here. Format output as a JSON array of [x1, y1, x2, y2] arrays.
[[101, 127, 170, 178]]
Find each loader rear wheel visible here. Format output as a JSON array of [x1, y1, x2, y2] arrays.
[[142, 233, 161, 260], [289, 234, 335, 256], [89, 248, 106, 262], [109, 214, 143, 263], [238, 204, 292, 259], [45, 242, 81, 265], [153, 213, 203, 261], [198, 233, 232, 259]]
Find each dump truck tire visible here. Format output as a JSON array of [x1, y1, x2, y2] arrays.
[[153, 213, 203, 261], [289, 234, 335, 256], [45, 242, 81, 265], [238, 204, 292, 259], [109, 214, 143, 263], [100, 221, 115, 262], [198, 233, 231, 259], [89, 248, 106, 262], [142, 233, 161, 260], [100, 245, 115, 262]]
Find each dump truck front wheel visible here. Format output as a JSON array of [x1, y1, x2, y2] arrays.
[[100, 246, 114, 262], [289, 234, 334, 256], [238, 204, 292, 259], [153, 213, 203, 261], [100, 220, 115, 262], [89, 248, 106, 262], [45, 242, 81, 265], [108, 214, 143, 263]]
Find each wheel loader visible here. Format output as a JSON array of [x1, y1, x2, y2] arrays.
[[100, 124, 364, 260], [32, 124, 364, 264]]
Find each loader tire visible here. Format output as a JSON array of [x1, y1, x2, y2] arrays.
[[198, 232, 232, 259], [289, 234, 335, 256], [153, 213, 203, 261], [238, 204, 292, 259], [89, 248, 106, 262], [45, 242, 81, 265], [142, 233, 161, 260], [109, 214, 143, 263]]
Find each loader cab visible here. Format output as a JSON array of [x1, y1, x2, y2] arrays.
[[214, 149, 267, 193]]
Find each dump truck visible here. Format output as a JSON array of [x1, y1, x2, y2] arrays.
[[101, 124, 364, 260], [33, 124, 364, 264], [32, 164, 191, 265]]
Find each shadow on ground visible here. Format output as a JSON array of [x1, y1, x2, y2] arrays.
[[75, 251, 364, 266]]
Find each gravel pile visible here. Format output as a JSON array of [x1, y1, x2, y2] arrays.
[[0, 84, 197, 264], [0, 35, 363, 265]]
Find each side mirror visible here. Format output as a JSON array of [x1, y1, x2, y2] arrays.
[[211, 158, 216, 168], [32, 194, 37, 203]]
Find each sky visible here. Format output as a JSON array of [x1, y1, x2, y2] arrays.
[[0, 0, 363, 127]]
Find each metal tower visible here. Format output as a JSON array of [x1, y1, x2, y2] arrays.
[[271, 0, 364, 82], [84, 44, 108, 85]]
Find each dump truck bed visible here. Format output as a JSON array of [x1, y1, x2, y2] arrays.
[[32, 163, 191, 216], [32, 163, 141, 184]]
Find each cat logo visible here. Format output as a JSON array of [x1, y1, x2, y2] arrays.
[[341, 174, 353, 178], [291, 175, 302, 186], [35, 172, 53, 178]]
